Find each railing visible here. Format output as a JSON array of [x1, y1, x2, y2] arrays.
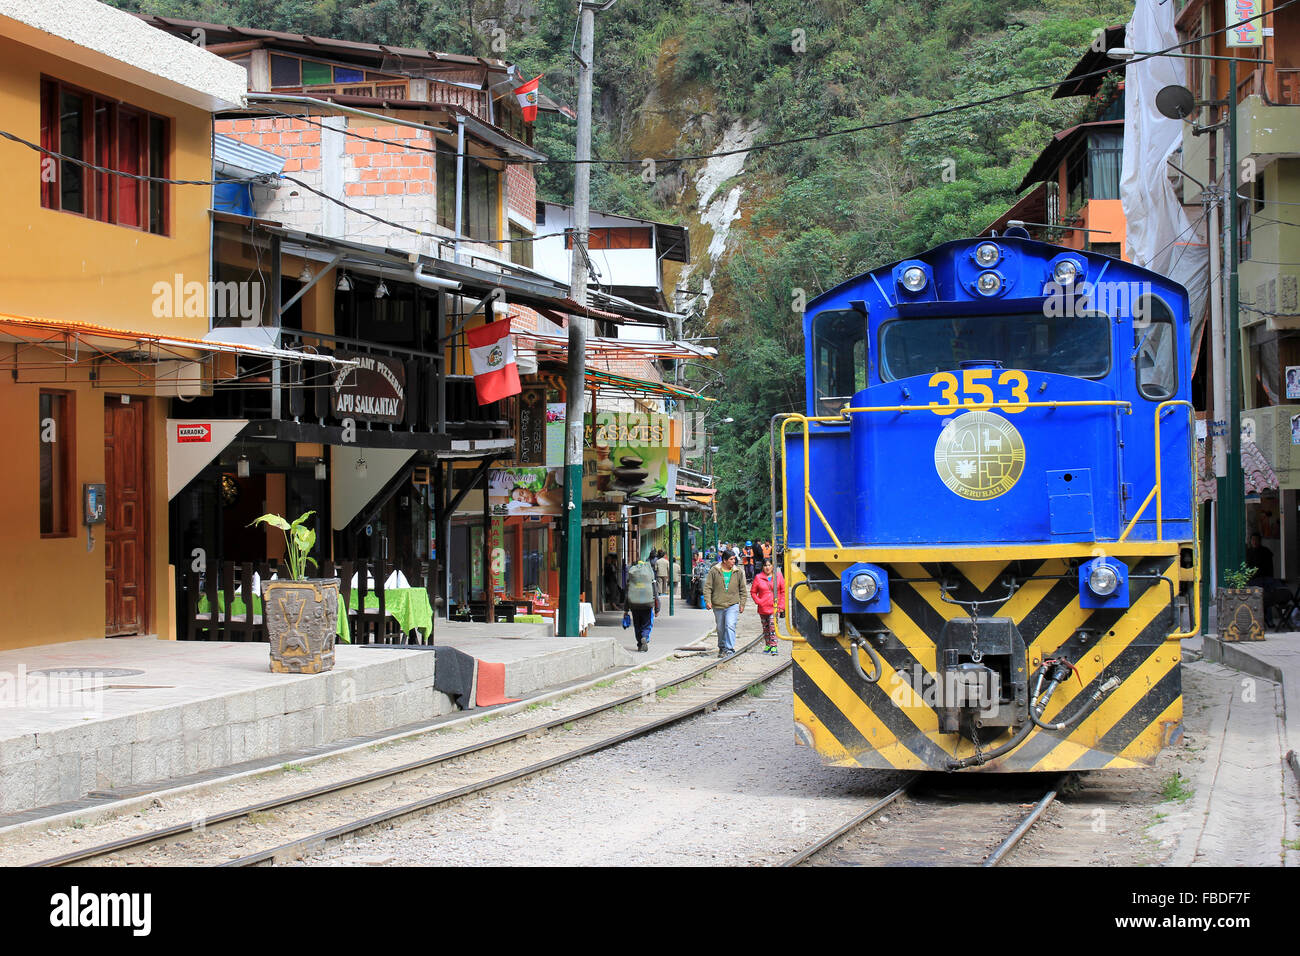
[[286, 81, 411, 100]]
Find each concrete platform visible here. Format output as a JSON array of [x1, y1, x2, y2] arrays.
[[0, 627, 634, 816], [1178, 631, 1300, 866]]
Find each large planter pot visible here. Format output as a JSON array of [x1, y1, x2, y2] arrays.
[[1217, 586, 1264, 642], [264, 578, 340, 673]]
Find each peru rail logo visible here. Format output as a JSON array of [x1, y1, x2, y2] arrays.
[[934, 410, 1025, 500]]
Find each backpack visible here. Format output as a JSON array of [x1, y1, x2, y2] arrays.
[[627, 562, 656, 607]]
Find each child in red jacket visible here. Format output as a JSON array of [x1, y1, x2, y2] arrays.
[[750, 558, 786, 655]]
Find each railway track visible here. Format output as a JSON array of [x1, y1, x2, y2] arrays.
[[28, 638, 789, 867], [783, 774, 1065, 867]]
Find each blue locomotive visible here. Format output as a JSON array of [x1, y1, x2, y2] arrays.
[[776, 235, 1198, 772]]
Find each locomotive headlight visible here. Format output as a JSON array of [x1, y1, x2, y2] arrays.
[[849, 572, 878, 602], [975, 271, 1002, 296], [1088, 563, 1120, 596], [974, 242, 1000, 267], [901, 266, 928, 292], [1052, 258, 1081, 286]]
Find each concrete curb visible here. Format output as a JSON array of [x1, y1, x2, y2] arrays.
[[0, 624, 718, 847], [1201, 635, 1285, 710]]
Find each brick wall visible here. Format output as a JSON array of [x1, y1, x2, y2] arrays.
[[507, 162, 536, 227]]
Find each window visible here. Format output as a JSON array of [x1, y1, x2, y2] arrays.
[[436, 147, 501, 243], [564, 227, 652, 250], [40, 77, 169, 234], [510, 224, 534, 268], [38, 391, 75, 537], [880, 312, 1112, 381], [811, 310, 868, 416], [1135, 296, 1177, 401], [523, 526, 547, 592], [1064, 131, 1122, 207]]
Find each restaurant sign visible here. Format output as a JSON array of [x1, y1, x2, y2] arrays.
[[516, 384, 547, 466], [331, 352, 406, 424]]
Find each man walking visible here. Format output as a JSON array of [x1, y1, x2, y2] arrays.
[[705, 549, 747, 658], [654, 549, 670, 597], [624, 557, 659, 652]]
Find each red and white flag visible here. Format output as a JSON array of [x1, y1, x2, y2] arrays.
[[467, 321, 521, 404], [514, 74, 542, 123]]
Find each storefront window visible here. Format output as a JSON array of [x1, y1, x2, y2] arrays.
[[504, 525, 518, 595], [523, 526, 547, 592]]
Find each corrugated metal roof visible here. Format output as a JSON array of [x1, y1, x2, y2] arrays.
[[214, 133, 286, 177]]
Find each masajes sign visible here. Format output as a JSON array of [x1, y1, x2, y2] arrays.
[[331, 352, 406, 424]]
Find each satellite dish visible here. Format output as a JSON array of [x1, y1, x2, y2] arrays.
[[1156, 85, 1196, 121]]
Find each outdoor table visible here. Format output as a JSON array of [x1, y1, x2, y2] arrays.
[[349, 587, 434, 640], [197, 592, 351, 643]]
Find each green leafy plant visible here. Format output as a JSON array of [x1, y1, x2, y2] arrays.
[[1159, 772, 1194, 803], [251, 511, 318, 581], [1223, 564, 1258, 590]]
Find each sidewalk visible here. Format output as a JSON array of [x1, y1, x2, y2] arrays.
[[1172, 627, 1300, 865], [588, 603, 717, 663]]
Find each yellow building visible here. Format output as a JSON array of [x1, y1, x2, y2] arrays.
[[0, 0, 246, 649]]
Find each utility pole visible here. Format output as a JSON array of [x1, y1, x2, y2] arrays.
[[561, 2, 609, 636], [1219, 58, 1246, 581]]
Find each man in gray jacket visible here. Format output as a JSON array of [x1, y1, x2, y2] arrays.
[[705, 550, 747, 657]]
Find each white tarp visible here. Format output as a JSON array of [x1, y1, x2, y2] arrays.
[[1121, 0, 1210, 365]]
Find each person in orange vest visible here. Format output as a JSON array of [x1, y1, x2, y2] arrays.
[[742, 541, 755, 581]]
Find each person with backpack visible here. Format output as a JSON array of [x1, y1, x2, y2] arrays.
[[705, 549, 747, 657], [623, 558, 659, 652]]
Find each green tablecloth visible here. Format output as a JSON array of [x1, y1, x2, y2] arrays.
[[348, 588, 433, 638], [197, 592, 351, 644]]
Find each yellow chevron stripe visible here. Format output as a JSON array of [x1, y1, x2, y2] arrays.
[[801, 543, 1182, 563], [1110, 696, 1182, 768], [894, 562, 965, 623], [794, 643, 932, 765], [954, 560, 1008, 593], [998, 559, 1070, 625], [878, 588, 938, 661], [1028, 584, 1173, 770], [793, 692, 862, 767]]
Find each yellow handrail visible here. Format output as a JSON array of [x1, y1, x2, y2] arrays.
[[839, 399, 1133, 416]]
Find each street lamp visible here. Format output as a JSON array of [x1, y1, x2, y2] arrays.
[[1107, 46, 1272, 597]]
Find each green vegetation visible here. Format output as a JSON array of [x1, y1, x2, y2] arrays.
[[746, 682, 767, 698], [1223, 564, 1258, 589], [1159, 772, 1194, 803], [1283, 837, 1300, 851], [280, 762, 308, 773]]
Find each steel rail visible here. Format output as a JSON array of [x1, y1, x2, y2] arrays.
[[225, 656, 793, 866], [785, 776, 1062, 868], [980, 776, 1065, 866], [28, 637, 771, 868], [779, 777, 918, 867]]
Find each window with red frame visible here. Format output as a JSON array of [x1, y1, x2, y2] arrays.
[[39, 77, 170, 235]]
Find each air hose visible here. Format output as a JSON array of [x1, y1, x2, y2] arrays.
[[945, 661, 1122, 771]]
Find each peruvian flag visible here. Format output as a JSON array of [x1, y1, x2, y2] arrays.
[[514, 74, 542, 122], [467, 320, 521, 404]]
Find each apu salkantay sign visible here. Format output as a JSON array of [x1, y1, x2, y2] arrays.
[[331, 352, 406, 424]]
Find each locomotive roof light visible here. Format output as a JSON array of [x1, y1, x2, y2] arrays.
[[975, 271, 1003, 296], [1050, 256, 1085, 287], [894, 260, 933, 297], [974, 242, 1001, 267]]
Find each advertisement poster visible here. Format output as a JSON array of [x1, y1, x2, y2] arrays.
[[516, 385, 547, 466], [1287, 366, 1300, 400], [1291, 414, 1300, 446], [583, 412, 679, 502], [545, 403, 566, 467], [488, 467, 564, 516]]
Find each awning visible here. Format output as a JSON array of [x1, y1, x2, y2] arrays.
[[1196, 439, 1279, 501], [0, 313, 353, 365], [0, 312, 355, 388], [581, 368, 711, 401]]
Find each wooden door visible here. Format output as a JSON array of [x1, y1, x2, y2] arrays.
[[105, 399, 147, 636]]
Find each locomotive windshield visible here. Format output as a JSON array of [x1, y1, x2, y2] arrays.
[[880, 312, 1111, 381]]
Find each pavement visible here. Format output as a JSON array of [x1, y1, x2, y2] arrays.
[[1171, 627, 1300, 866]]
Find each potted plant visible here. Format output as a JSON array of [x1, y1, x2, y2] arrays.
[[1217, 562, 1264, 643], [252, 511, 340, 673]]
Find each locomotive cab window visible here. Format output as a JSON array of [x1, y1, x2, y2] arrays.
[[812, 310, 868, 416], [1134, 295, 1176, 401], [880, 311, 1111, 380]]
